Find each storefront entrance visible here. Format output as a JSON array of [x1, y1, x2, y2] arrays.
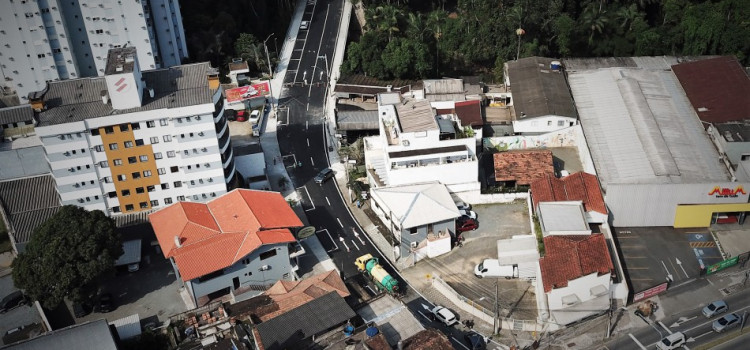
[[674, 203, 750, 228]]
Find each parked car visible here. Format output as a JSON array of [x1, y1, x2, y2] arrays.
[[0, 291, 28, 313], [314, 168, 335, 184], [656, 332, 686, 350], [474, 259, 519, 279], [712, 313, 740, 333], [98, 293, 114, 313], [431, 306, 458, 326], [463, 331, 488, 350], [457, 218, 478, 233], [249, 109, 261, 124], [459, 209, 477, 220], [300, 21, 309, 30], [72, 302, 92, 318], [702, 300, 728, 318], [236, 110, 247, 122], [455, 201, 471, 211], [225, 109, 237, 121]]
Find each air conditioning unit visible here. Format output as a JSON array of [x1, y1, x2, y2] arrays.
[[410, 242, 417, 249], [211, 192, 216, 197], [208, 178, 213, 182], [201, 148, 207, 152], [198, 132, 204, 136], [77, 199, 84, 203], [64, 151, 71, 156], [259, 265, 270, 271], [73, 183, 80, 188], [58, 135, 65, 140], [196, 116, 201, 120], [68, 168, 75, 172], [204, 163, 210, 167]]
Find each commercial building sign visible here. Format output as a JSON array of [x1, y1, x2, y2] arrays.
[[708, 186, 747, 198], [705, 256, 739, 275], [226, 82, 270, 103], [633, 282, 668, 303]]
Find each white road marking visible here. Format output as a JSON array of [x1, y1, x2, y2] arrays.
[[628, 333, 647, 350], [337, 218, 344, 228], [316, 228, 338, 252], [292, 0, 317, 83], [452, 337, 470, 350], [298, 185, 315, 211], [340, 239, 350, 252], [306, 102, 309, 111], [351, 240, 359, 251], [325, 197, 331, 205], [308, 3, 331, 98], [417, 311, 431, 321], [310, 157, 315, 166], [658, 321, 672, 334], [306, 120, 308, 129], [306, 138, 310, 147], [693, 330, 712, 339]]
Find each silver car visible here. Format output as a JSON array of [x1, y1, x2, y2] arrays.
[[702, 300, 728, 318], [712, 313, 740, 333]]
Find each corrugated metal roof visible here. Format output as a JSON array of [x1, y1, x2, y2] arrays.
[[10, 207, 61, 244], [0, 175, 61, 244], [336, 110, 379, 131], [396, 99, 437, 133], [538, 202, 589, 233], [4, 319, 118, 350], [566, 63, 730, 189], [0, 146, 51, 181], [37, 63, 214, 126], [371, 182, 460, 229], [507, 57, 576, 119], [109, 314, 142, 341], [0, 105, 34, 125], [114, 209, 153, 227]]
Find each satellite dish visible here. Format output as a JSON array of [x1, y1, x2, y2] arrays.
[[297, 226, 316, 239]]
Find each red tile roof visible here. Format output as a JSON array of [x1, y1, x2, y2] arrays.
[[261, 270, 349, 321], [672, 56, 750, 123], [493, 150, 555, 185], [530, 172, 607, 215], [455, 100, 483, 126], [539, 234, 613, 293], [149, 189, 303, 281]]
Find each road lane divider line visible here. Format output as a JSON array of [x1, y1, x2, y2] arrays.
[[326, 197, 331, 206], [337, 218, 344, 228], [310, 157, 315, 166], [351, 240, 359, 251], [628, 333, 647, 350], [658, 321, 672, 334]]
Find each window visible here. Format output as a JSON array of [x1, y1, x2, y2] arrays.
[[128, 156, 137, 164], [170, 166, 179, 173], [163, 135, 172, 142], [177, 196, 185, 201], [161, 183, 170, 190], [260, 249, 277, 260], [174, 181, 182, 188], [124, 141, 134, 148], [158, 168, 166, 175], [125, 204, 134, 211], [183, 150, 189, 155], [186, 116, 191, 122], [150, 136, 159, 144], [94, 145, 103, 152], [159, 118, 168, 126], [742, 155, 750, 161], [104, 126, 114, 134], [99, 161, 109, 168], [112, 206, 121, 213], [164, 197, 173, 204], [91, 129, 100, 136], [558, 120, 565, 127], [410, 227, 418, 235], [135, 139, 144, 146], [131, 122, 140, 130], [95, 29, 103, 34], [154, 152, 163, 159], [108, 143, 118, 150], [167, 151, 175, 158], [146, 121, 155, 128], [147, 185, 155, 192], [117, 174, 126, 181], [547, 120, 552, 126], [119, 124, 129, 132], [108, 191, 117, 198], [144, 170, 152, 177], [121, 189, 130, 196], [104, 176, 113, 183], [139, 155, 148, 162], [113, 159, 123, 166], [140, 202, 149, 209], [131, 172, 141, 179], [136, 187, 145, 194]]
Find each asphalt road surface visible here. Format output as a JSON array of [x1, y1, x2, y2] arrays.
[[274, 1, 504, 348]]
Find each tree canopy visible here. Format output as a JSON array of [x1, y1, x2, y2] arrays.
[[12, 206, 122, 309], [345, 0, 750, 81]]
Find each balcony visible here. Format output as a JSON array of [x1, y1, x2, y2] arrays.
[[391, 154, 476, 170], [289, 242, 305, 258]]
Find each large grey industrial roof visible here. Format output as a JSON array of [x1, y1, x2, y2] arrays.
[[506, 57, 576, 119], [256, 292, 356, 350], [336, 110, 379, 131], [566, 59, 729, 189], [2, 319, 118, 350], [0, 146, 50, 181], [0, 175, 61, 244], [0, 105, 34, 125], [36, 62, 215, 126]]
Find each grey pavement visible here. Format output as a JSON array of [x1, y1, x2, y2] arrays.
[[0, 275, 44, 346], [356, 296, 424, 346], [712, 223, 750, 258]]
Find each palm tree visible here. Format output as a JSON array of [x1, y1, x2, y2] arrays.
[[426, 10, 446, 76], [406, 12, 427, 42], [581, 4, 609, 46], [616, 4, 640, 32], [369, 5, 404, 42]]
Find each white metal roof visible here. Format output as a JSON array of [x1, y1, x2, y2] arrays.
[[115, 239, 142, 266], [109, 314, 142, 340], [538, 201, 589, 234], [566, 61, 729, 189], [371, 182, 460, 229]]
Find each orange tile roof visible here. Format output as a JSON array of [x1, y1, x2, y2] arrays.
[[493, 150, 555, 185], [149, 189, 303, 281], [261, 270, 349, 321], [530, 172, 607, 215], [539, 234, 613, 293]]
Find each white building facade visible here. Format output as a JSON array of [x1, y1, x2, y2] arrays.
[[1, 0, 188, 102], [33, 47, 233, 215]]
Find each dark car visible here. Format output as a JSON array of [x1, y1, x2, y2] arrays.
[[314, 168, 335, 184], [98, 293, 114, 313], [0, 291, 28, 313], [457, 218, 478, 233], [225, 109, 237, 121], [464, 331, 488, 350], [73, 302, 92, 318]]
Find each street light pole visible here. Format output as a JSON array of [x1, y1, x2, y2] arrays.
[[263, 33, 276, 113]]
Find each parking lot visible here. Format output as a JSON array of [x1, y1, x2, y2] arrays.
[[401, 200, 539, 320], [613, 227, 715, 294], [0, 275, 44, 346]]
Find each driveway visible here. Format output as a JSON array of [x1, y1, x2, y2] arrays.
[[0, 276, 44, 346], [401, 201, 538, 321]]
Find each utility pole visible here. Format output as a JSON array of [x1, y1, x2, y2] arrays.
[[263, 33, 276, 113], [494, 280, 499, 334]]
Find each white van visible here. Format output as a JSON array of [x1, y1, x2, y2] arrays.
[[474, 259, 518, 279], [249, 109, 261, 124]]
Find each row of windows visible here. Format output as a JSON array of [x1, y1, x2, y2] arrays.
[[109, 191, 219, 213], [76, 195, 100, 204]]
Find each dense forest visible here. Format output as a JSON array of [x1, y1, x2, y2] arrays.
[[343, 0, 750, 82]]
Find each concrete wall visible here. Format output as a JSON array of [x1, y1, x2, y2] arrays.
[[188, 243, 292, 300], [546, 272, 610, 310], [513, 115, 577, 135], [399, 218, 454, 259]]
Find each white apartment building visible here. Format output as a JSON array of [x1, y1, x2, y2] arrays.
[[1, 0, 188, 103], [364, 93, 479, 193], [31, 47, 234, 215]]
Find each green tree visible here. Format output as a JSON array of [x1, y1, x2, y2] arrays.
[[552, 14, 575, 56], [12, 206, 122, 309], [234, 33, 266, 75], [493, 56, 505, 84], [581, 3, 610, 47]]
